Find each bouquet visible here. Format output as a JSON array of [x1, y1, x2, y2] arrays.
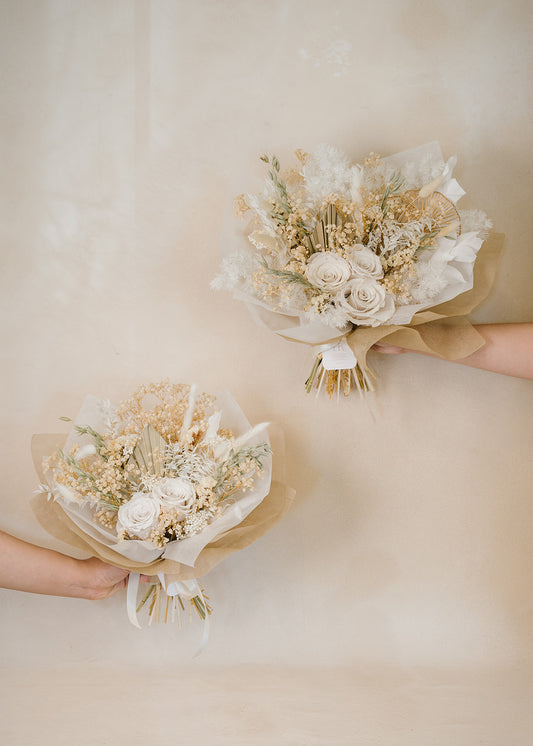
[[213, 142, 502, 397], [32, 382, 292, 636]]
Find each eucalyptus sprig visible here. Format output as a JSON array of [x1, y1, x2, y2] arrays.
[[416, 227, 442, 253], [74, 424, 108, 461], [260, 153, 292, 223], [381, 171, 404, 217], [260, 258, 321, 292]]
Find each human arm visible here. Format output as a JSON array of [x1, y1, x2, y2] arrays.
[[372, 323, 533, 380], [0, 530, 130, 600]]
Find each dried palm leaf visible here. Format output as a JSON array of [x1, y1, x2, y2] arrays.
[[127, 424, 167, 478]]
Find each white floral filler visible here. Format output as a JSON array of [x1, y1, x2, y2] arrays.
[[42, 382, 272, 626], [213, 142, 492, 396]]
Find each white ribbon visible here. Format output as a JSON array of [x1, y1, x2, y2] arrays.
[[311, 336, 377, 399], [317, 337, 358, 371], [158, 573, 210, 655], [126, 572, 210, 652], [126, 572, 142, 629]]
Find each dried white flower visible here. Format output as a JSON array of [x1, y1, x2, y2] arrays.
[[151, 477, 196, 518], [117, 493, 159, 539], [303, 301, 349, 329], [334, 278, 395, 326], [55, 482, 79, 504], [408, 260, 449, 303], [346, 245, 383, 279], [211, 251, 259, 291], [303, 145, 354, 204], [35, 483, 54, 501], [76, 444, 97, 460], [459, 210, 492, 238], [305, 252, 351, 291], [244, 193, 279, 236], [98, 399, 120, 436]]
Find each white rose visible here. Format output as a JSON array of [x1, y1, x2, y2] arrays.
[[151, 477, 196, 517], [346, 245, 383, 279], [117, 493, 160, 539], [335, 278, 395, 327], [305, 252, 351, 292]]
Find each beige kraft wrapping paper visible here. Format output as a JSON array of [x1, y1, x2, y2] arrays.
[[31, 428, 295, 583], [343, 232, 505, 375]]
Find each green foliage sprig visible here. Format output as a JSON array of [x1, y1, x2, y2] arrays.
[[381, 171, 404, 217], [74, 424, 108, 460], [214, 443, 271, 502], [260, 154, 292, 224], [260, 258, 321, 292]]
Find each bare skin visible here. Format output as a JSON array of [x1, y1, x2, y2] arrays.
[[0, 531, 133, 600], [373, 323, 533, 380]]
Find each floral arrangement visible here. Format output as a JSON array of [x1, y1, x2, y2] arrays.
[[35, 382, 277, 632], [213, 142, 495, 396]]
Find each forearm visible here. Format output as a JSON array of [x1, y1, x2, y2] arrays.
[[0, 531, 96, 599], [453, 323, 533, 379], [374, 323, 533, 380]]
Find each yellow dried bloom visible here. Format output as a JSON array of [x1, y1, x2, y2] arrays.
[[234, 194, 249, 217], [295, 149, 309, 164]]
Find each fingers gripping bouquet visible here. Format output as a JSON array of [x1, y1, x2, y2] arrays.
[[33, 382, 291, 633], [213, 142, 501, 397]]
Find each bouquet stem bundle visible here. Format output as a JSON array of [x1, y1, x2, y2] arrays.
[[305, 355, 375, 398]]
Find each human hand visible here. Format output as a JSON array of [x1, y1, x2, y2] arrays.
[[73, 558, 150, 601], [0, 531, 152, 600], [72, 558, 129, 600]]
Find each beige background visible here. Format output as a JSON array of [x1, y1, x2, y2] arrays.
[[1, 1, 533, 743]]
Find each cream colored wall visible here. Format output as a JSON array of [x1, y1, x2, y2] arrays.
[[1, 1, 532, 744]]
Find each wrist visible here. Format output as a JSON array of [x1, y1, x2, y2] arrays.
[[68, 558, 101, 600]]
